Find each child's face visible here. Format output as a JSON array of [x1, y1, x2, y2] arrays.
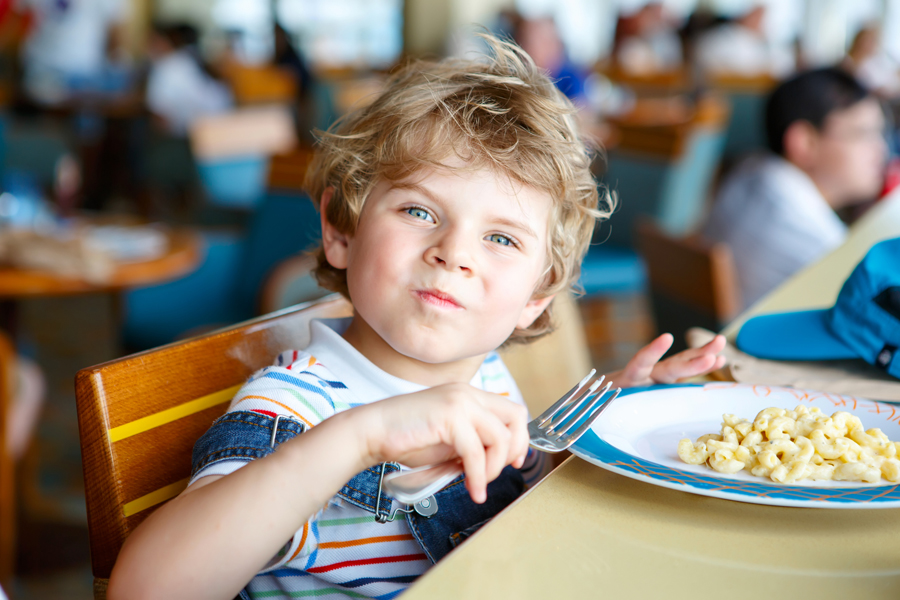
[[323, 160, 555, 366]]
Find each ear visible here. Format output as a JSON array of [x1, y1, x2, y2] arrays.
[[516, 294, 556, 330], [782, 121, 819, 170], [320, 187, 351, 270]]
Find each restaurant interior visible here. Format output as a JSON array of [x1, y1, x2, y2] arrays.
[[2, 0, 900, 598]]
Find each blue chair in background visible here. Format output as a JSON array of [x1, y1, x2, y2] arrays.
[[708, 73, 777, 164], [122, 192, 322, 350], [3, 119, 73, 189], [195, 155, 270, 210], [577, 95, 730, 370], [189, 106, 298, 212], [719, 91, 768, 162], [593, 95, 731, 249]]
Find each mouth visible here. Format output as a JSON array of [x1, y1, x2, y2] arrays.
[[413, 288, 464, 310]]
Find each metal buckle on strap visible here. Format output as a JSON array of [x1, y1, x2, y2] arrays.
[[374, 462, 438, 523], [269, 415, 300, 448]]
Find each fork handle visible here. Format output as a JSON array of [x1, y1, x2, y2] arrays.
[[382, 442, 550, 505], [382, 460, 464, 504]]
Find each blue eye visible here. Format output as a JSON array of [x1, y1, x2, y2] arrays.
[[487, 233, 512, 246], [405, 207, 433, 222]]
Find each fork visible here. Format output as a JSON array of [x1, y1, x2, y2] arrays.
[[382, 369, 621, 504]]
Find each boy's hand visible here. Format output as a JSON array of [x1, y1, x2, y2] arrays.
[[609, 333, 726, 388], [353, 384, 530, 504]]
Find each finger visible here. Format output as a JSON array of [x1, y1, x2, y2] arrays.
[[509, 414, 529, 469], [471, 408, 512, 485], [625, 334, 674, 379], [495, 401, 529, 468], [678, 334, 727, 360], [473, 392, 530, 468], [451, 421, 488, 504], [655, 353, 720, 383]]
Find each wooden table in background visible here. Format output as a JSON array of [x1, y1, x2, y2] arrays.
[[0, 229, 202, 298]]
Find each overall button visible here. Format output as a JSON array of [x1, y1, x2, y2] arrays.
[[414, 496, 438, 517]]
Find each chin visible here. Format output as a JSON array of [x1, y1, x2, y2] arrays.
[[391, 336, 500, 365]]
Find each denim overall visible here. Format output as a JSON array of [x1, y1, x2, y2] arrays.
[[191, 411, 525, 600]]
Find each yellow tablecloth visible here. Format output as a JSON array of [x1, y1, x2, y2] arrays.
[[402, 190, 900, 599]]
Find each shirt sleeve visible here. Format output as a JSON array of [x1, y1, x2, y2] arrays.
[[229, 350, 343, 429], [187, 350, 341, 569]]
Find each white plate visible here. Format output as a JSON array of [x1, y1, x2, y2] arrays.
[[569, 382, 900, 508]]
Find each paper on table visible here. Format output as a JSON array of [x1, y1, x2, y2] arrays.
[[686, 327, 900, 402]]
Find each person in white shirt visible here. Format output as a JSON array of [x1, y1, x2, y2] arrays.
[[844, 26, 900, 98], [703, 67, 888, 309], [20, 0, 127, 104], [145, 23, 233, 136], [693, 6, 794, 78]]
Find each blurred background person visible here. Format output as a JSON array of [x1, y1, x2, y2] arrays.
[[19, 0, 128, 105], [512, 14, 589, 105], [613, 2, 683, 76], [702, 68, 887, 309], [843, 25, 900, 99], [145, 22, 233, 137], [693, 5, 795, 78]]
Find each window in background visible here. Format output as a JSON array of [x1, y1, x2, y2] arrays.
[[210, 0, 402, 70], [802, 0, 881, 67], [212, 0, 273, 64], [277, 0, 403, 70]]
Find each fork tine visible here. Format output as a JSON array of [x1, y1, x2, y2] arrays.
[[535, 369, 598, 426], [550, 380, 612, 435], [546, 378, 603, 432], [561, 387, 621, 441]]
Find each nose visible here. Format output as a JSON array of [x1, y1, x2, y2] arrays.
[[424, 228, 473, 274]]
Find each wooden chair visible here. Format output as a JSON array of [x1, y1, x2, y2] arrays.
[[635, 219, 740, 353], [75, 295, 352, 598]]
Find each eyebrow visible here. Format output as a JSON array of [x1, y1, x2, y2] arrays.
[[393, 182, 540, 241]]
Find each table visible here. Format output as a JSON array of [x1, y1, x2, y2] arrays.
[[401, 189, 900, 599], [0, 229, 202, 298]]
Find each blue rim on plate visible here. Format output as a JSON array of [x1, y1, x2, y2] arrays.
[[569, 384, 900, 508]]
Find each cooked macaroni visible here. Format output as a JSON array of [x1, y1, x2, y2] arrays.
[[677, 405, 900, 484]]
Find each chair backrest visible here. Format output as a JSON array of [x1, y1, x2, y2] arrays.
[[596, 95, 730, 247], [75, 295, 352, 585], [635, 219, 740, 348], [707, 72, 777, 162]]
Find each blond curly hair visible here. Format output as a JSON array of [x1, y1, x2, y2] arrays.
[[305, 34, 613, 344]]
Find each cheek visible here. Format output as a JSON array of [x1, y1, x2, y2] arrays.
[[348, 230, 415, 287], [847, 148, 885, 184], [483, 257, 543, 307]]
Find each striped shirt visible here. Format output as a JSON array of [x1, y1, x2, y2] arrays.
[[191, 318, 541, 599]]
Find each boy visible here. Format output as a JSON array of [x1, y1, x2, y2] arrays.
[[703, 68, 887, 308], [109, 36, 725, 600]]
